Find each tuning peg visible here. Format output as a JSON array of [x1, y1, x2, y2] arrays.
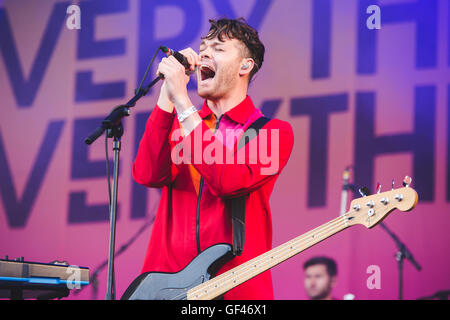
[[376, 182, 381, 194], [391, 179, 395, 190], [358, 186, 371, 197], [402, 176, 412, 188]]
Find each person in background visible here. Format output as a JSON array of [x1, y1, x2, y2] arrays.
[[303, 256, 338, 300]]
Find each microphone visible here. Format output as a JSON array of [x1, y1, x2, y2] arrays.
[[340, 166, 351, 216], [160, 46, 191, 70]]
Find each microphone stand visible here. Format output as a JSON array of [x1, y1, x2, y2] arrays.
[[84, 74, 163, 300], [378, 222, 422, 300], [346, 184, 422, 300]]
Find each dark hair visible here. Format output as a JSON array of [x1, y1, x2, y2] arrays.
[[303, 256, 338, 277], [202, 17, 265, 82]]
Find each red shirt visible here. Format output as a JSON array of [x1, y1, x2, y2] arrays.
[[132, 96, 294, 299]]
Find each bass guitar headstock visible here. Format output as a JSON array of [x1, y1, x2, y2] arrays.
[[345, 177, 418, 228]]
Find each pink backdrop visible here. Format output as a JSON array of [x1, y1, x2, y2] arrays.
[[0, 0, 449, 300]]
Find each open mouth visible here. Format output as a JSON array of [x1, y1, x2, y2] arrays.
[[200, 64, 216, 81]]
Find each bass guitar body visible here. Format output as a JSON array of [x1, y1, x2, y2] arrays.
[[121, 243, 233, 300]]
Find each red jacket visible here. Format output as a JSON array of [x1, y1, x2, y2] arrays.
[[132, 96, 294, 299]]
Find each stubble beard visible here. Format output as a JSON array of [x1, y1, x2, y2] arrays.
[[198, 64, 238, 101], [308, 283, 333, 300]]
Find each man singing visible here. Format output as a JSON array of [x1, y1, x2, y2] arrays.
[[133, 18, 294, 299]]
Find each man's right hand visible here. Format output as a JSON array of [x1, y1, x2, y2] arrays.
[[178, 47, 201, 73], [156, 47, 201, 113]]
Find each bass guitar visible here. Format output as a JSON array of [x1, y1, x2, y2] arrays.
[[122, 184, 418, 300]]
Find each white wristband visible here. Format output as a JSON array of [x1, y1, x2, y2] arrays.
[[177, 105, 198, 123]]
